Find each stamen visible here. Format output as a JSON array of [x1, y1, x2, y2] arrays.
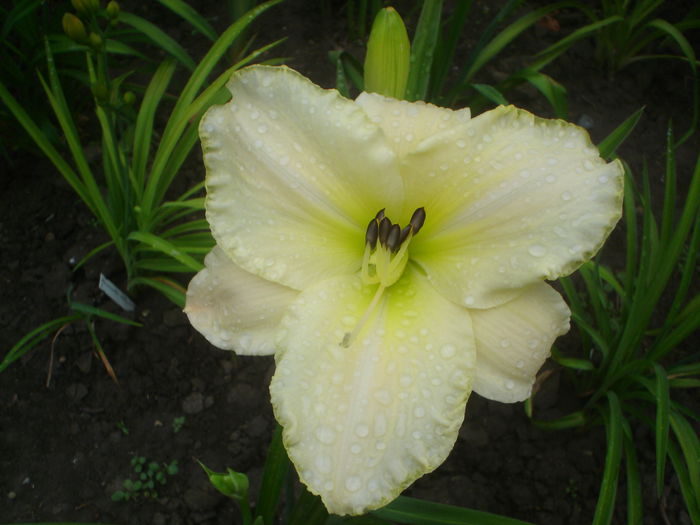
[[410, 207, 426, 233], [378, 217, 391, 246], [386, 224, 401, 252], [341, 284, 386, 348], [365, 218, 378, 249], [399, 225, 411, 245], [375, 208, 386, 221]]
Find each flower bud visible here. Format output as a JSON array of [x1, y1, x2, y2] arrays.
[[198, 461, 249, 502], [91, 81, 109, 104], [123, 91, 136, 105], [106, 1, 120, 19], [364, 7, 410, 100], [62, 13, 88, 43], [88, 32, 103, 49], [72, 0, 99, 13]]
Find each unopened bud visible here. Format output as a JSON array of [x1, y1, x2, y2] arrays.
[[364, 7, 410, 99], [91, 81, 109, 103], [106, 1, 120, 19], [62, 13, 88, 43], [88, 32, 103, 49], [198, 461, 249, 502], [72, 0, 99, 13], [123, 91, 136, 105]]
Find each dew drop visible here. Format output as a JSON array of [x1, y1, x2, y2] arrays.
[[350, 444, 361, 454], [456, 139, 466, 148], [500, 339, 510, 348], [315, 426, 336, 445], [598, 174, 609, 184], [504, 379, 515, 390], [583, 160, 594, 171], [345, 476, 362, 492], [413, 406, 426, 418], [545, 174, 557, 183], [440, 344, 456, 359], [528, 245, 546, 257], [464, 295, 475, 306], [561, 191, 572, 201], [355, 424, 369, 438], [516, 359, 525, 369]]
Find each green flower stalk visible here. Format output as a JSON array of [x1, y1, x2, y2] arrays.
[[185, 65, 623, 515], [364, 7, 410, 99]]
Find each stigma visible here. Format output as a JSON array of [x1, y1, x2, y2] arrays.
[[361, 207, 425, 288]]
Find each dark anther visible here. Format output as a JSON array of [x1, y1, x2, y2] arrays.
[[365, 219, 378, 249], [387, 224, 401, 252], [378, 217, 391, 246], [409, 207, 426, 234], [399, 225, 412, 245], [375, 208, 386, 221]]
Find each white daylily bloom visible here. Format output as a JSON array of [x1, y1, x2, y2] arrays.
[[185, 65, 623, 515]]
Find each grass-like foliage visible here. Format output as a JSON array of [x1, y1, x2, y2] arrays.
[[0, 0, 285, 373], [0, 0, 284, 303], [330, 1, 625, 119], [531, 122, 700, 524]]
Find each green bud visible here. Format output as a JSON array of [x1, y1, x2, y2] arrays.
[[123, 91, 136, 105], [62, 12, 88, 43], [198, 461, 249, 502], [364, 7, 410, 100], [88, 32, 103, 49], [91, 81, 109, 103], [72, 0, 99, 13], [106, 1, 120, 19]]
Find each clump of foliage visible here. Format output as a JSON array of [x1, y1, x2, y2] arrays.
[[111, 456, 179, 502]]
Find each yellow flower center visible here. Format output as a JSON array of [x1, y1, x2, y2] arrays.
[[341, 207, 425, 348]]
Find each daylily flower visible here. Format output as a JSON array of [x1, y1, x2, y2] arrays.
[[185, 65, 623, 515]]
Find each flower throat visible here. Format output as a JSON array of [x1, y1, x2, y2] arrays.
[[341, 207, 426, 348]]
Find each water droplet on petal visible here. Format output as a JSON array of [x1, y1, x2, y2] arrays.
[[528, 245, 546, 257], [355, 424, 369, 438], [504, 379, 515, 390], [345, 476, 362, 492], [315, 426, 336, 445], [440, 344, 456, 359], [516, 360, 525, 369], [561, 191, 572, 201]]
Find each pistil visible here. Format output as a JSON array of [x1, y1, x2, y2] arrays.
[[343, 207, 425, 347]]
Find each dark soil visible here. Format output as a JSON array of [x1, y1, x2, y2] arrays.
[[1, 2, 698, 524]]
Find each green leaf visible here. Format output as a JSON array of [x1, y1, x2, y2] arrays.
[[530, 411, 587, 430], [652, 364, 671, 498], [405, 0, 443, 101], [373, 496, 536, 525], [597, 107, 645, 160], [470, 83, 508, 106], [255, 425, 290, 525], [118, 11, 196, 70], [68, 302, 142, 327], [1, 315, 82, 373], [129, 231, 204, 272], [155, 0, 218, 41], [592, 392, 624, 525]]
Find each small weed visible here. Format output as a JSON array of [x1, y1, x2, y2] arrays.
[[111, 456, 179, 501], [172, 416, 186, 434], [116, 421, 129, 435]]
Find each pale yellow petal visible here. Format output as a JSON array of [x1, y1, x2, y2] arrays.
[[185, 246, 298, 355], [407, 105, 623, 308], [202, 66, 404, 290], [355, 92, 470, 163], [471, 282, 570, 402], [270, 269, 475, 515]]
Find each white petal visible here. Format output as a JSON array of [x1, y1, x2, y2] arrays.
[[271, 270, 475, 515], [185, 246, 298, 355], [355, 92, 470, 163], [471, 282, 570, 402], [407, 105, 624, 308], [202, 66, 404, 290]]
